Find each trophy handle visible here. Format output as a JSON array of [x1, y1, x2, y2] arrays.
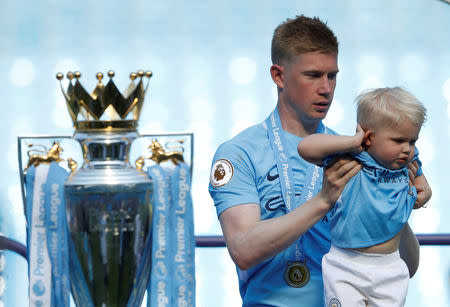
[[134, 133, 194, 179], [17, 136, 81, 225], [135, 139, 185, 170], [23, 141, 77, 173]]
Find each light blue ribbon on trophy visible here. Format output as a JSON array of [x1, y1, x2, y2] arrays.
[[265, 108, 325, 287], [147, 162, 196, 306], [26, 162, 92, 307], [148, 164, 173, 307], [26, 164, 53, 307], [25, 162, 74, 307], [170, 163, 196, 307], [43, 163, 70, 307]]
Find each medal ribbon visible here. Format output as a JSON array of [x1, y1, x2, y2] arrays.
[[265, 108, 325, 263]]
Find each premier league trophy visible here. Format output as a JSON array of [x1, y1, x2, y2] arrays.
[[60, 70, 154, 306], [18, 69, 197, 307]]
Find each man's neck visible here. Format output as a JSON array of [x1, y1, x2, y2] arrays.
[[276, 104, 320, 138]]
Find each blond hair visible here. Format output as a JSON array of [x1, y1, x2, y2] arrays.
[[271, 15, 338, 65], [357, 87, 427, 131]]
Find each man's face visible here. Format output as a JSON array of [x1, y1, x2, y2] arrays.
[[279, 52, 338, 123]]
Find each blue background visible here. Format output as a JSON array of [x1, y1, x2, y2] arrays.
[[0, 0, 449, 306]]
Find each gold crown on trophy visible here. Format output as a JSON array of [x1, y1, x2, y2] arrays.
[[56, 70, 152, 131]]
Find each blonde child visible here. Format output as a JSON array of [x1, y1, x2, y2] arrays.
[[298, 87, 429, 307]]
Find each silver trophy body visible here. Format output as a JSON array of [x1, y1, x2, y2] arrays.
[[65, 130, 153, 307]]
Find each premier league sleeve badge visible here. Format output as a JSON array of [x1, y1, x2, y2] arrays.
[[210, 159, 234, 187]]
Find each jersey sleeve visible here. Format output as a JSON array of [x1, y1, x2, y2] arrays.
[[208, 142, 261, 217]]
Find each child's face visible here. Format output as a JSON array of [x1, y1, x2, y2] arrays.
[[365, 119, 420, 170]]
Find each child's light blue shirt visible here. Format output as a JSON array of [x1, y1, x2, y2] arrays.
[[329, 150, 421, 248]]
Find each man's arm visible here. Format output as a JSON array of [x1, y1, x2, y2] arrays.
[[408, 160, 432, 209], [297, 125, 365, 166], [400, 161, 432, 277], [219, 157, 362, 270], [414, 174, 432, 209], [399, 223, 420, 278]]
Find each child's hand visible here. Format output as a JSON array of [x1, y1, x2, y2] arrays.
[[350, 124, 365, 154], [408, 161, 432, 209]]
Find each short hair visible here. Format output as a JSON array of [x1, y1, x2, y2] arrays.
[[271, 15, 338, 65], [356, 87, 427, 131]]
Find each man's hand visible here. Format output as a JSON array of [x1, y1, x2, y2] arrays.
[[318, 156, 362, 209], [408, 161, 432, 209]]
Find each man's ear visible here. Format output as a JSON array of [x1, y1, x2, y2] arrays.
[[270, 64, 285, 89]]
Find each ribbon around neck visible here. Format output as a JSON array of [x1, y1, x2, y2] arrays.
[[265, 108, 326, 262]]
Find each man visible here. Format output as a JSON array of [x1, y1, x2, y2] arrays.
[[208, 15, 430, 306]]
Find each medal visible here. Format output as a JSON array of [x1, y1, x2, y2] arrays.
[[284, 261, 310, 288]]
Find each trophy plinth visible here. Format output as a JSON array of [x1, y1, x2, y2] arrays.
[[65, 130, 153, 307]]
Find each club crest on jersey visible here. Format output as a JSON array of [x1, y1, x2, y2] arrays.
[[210, 159, 234, 187], [329, 298, 341, 307]]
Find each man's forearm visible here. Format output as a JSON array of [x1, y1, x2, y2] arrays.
[[221, 194, 331, 270], [221, 157, 362, 270]]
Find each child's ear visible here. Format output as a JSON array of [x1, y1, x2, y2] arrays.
[[363, 130, 373, 147]]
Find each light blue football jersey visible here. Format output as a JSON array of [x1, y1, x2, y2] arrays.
[[209, 123, 336, 307], [329, 150, 421, 248]]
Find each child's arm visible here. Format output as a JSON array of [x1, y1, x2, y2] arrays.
[[297, 125, 365, 166]]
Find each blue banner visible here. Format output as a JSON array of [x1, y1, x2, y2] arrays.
[[147, 163, 196, 306], [25, 162, 73, 307], [170, 163, 196, 307], [43, 163, 70, 307], [26, 164, 53, 307], [148, 165, 172, 307]]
